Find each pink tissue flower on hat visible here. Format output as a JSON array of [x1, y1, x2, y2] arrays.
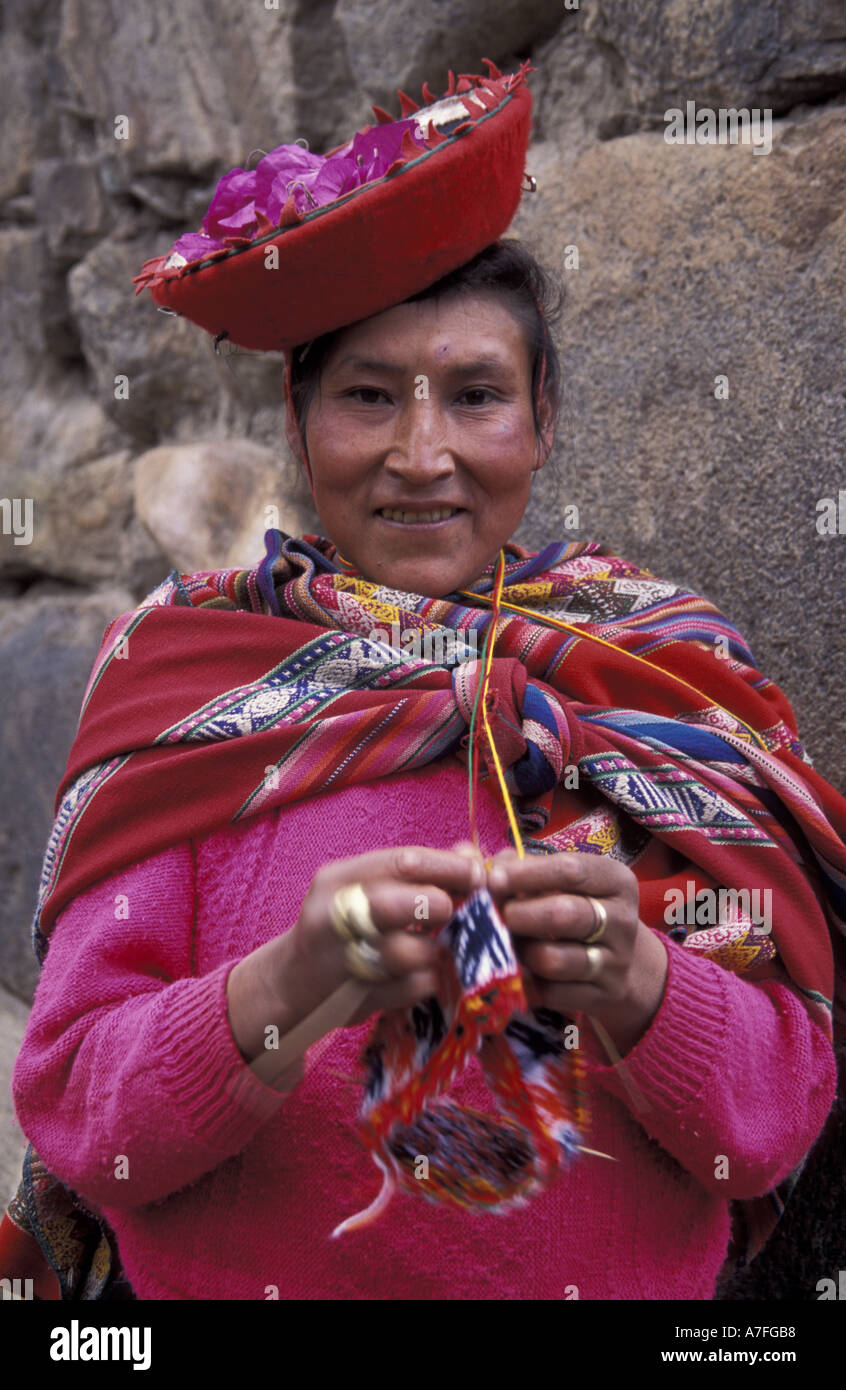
[[253, 145, 325, 220], [343, 118, 424, 181], [170, 118, 426, 264], [170, 231, 227, 261], [205, 167, 261, 237]]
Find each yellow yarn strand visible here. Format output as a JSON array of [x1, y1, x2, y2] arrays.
[[470, 561, 641, 1126], [457, 588, 769, 753], [476, 552, 525, 859]]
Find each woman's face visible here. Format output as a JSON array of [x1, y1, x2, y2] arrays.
[[301, 292, 551, 597]]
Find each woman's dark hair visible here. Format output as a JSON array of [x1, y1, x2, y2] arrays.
[[287, 239, 563, 455]]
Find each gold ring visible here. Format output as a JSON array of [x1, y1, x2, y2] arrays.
[[329, 883, 380, 943], [344, 938, 390, 983], [583, 897, 608, 944], [581, 944, 603, 983]]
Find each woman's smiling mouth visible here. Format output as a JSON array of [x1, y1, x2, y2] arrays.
[[376, 507, 465, 526]]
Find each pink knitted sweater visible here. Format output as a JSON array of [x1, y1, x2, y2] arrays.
[[12, 761, 836, 1301]]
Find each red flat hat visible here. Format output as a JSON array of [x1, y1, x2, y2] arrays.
[[133, 62, 533, 352]]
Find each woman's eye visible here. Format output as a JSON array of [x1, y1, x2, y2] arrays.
[[349, 387, 389, 405], [345, 386, 497, 406], [458, 388, 496, 406]]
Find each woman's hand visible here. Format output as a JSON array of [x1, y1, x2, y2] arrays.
[[288, 845, 487, 1023], [226, 845, 485, 1065], [485, 848, 669, 1056]]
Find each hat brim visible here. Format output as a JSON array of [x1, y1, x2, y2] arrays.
[[145, 85, 531, 352]]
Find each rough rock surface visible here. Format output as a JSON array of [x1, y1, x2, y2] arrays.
[[0, 985, 30, 1210], [335, 0, 563, 111], [3, 444, 169, 589], [134, 440, 318, 572], [511, 105, 846, 792], [584, 0, 846, 123], [0, 589, 138, 1000]]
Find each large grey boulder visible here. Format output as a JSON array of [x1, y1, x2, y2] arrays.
[[68, 235, 314, 450], [584, 0, 846, 120], [134, 440, 319, 573], [1, 444, 168, 591], [52, 0, 297, 178], [0, 4, 61, 202], [0, 985, 30, 1209], [512, 103, 846, 792], [0, 588, 137, 1000], [336, 0, 564, 112]]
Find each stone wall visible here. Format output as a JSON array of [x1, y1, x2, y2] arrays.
[[1, 0, 845, 1297]]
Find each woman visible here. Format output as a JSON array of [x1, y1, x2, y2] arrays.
[[4, 66, 845, 1301]]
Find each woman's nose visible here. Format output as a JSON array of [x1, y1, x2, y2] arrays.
[[384, 399, 455, 480]]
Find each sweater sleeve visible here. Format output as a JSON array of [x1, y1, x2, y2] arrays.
[[581, 930, 837, 1199], [11, 842, 300, 1213]]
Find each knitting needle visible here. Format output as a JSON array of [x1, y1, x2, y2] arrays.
[[250, 977, 370, 1087]]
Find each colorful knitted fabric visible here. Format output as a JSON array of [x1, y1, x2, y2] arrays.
[[4, 528, 846, 1296], [333, 887, 587, 1236]]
